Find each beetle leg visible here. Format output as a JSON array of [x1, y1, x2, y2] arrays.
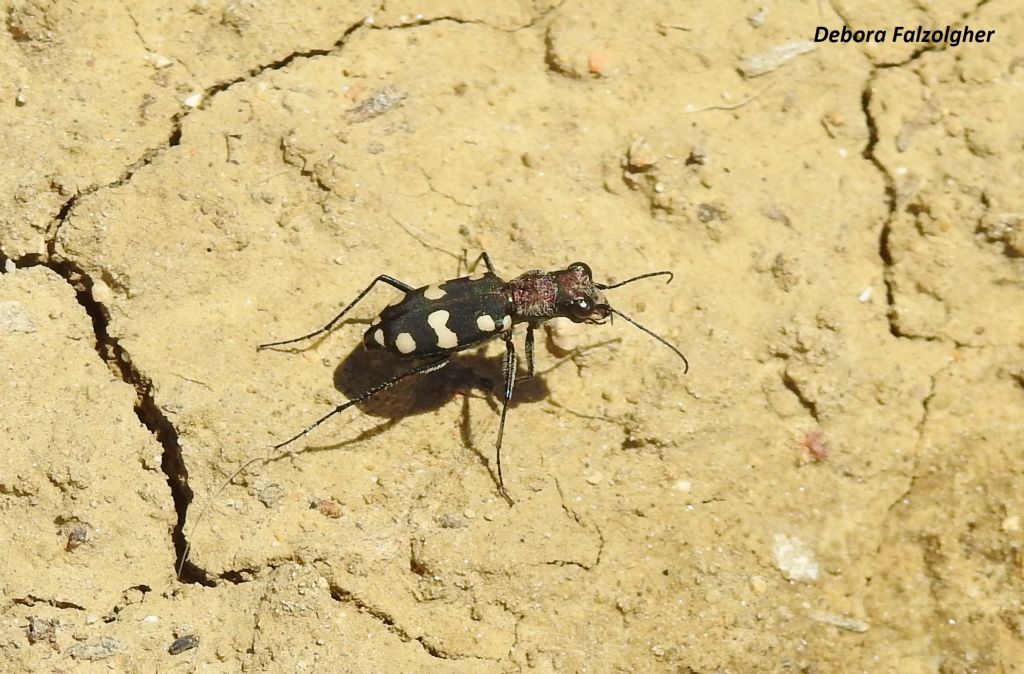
[[259, 275, 413, 350], [465, 251, 497, 276], [271, 355, 451, 450], [493, 332, 517, 505], [523, 324, 536, 379]]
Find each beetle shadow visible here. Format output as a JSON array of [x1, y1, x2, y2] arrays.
[[332, 345, 551, 420], [325, 344, 551, 489]]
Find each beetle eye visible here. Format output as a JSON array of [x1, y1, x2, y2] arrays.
[[570, 297, 594, 317], [568, 262, 592, 278]]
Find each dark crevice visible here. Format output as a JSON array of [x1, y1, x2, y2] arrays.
[[201, 17, 369, 104], [876, 370, 941, 550], [862, 77, 956, 344], [12, 595, 87, 611], [325, 574, 495, 661], [860, 76, 901, 340], [219, 569, 255, 584], [43, 116, 184, 255], [197, 3, 564, 107], [551, 477, 604, 570], [14, 253, 208, 586], [328, 583, 447, 659], [781, 370, 819, 422], [103, 584, 153, 622], [857, 0, 994, 342], [367, 2, 564, 34]]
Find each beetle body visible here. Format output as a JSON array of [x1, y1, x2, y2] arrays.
[[363, 262, 617, 359], [364, 272, 512, 357], [258, 254, 687, 502]]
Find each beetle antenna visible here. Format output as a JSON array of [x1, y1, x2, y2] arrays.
[[607, 307, 689, 373], [595, 270, 673, 290]]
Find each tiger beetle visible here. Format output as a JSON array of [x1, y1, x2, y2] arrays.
[[259, 252, 688, 503]]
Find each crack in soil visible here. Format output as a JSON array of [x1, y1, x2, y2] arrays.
[[780, 368, 820, 422], [9, 253, 208, 585], [12, 595, 87, 611], [326, 581, 454, 660], [858, 0, 995, 342], [860, 71, 901, 341]]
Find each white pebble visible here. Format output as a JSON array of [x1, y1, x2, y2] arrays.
[[772, 534, 819, 582], [91, 279, 112, 305]]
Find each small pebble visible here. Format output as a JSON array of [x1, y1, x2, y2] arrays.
[[0, 301, 37, 334], [772, 534, 819, 582], [90, 279, 112, 305], [68, 636, 122, 660], [739, 41, 816, 78], [672, 480, 692, 493], [168, 634, 200, 655]]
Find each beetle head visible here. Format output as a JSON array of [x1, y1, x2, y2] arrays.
[[556, 262, 610, 324], [557, 262, 689, 372]]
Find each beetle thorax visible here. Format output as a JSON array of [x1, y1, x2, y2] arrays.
[[509, 271, 557, 318]]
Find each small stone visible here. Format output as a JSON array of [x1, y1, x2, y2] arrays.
[[168, 634, 200, 655], [808, 609, 870, 633], [437, 513, 468, 529], [314, 498, 342, 519], [772, 534, 819, 582], [739, 41, 816, 78], [257, 483, 285, 508], [68, 636, 122, 660], [25, 617, 57, 645], [66, 523, 90, 551], [0, 301, 37, 334]]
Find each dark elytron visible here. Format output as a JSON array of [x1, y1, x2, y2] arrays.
[[258, 253, 689, 502], [362, 273, 512, 358]]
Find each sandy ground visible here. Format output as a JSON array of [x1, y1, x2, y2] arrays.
[[2, 0, 1022, 672]]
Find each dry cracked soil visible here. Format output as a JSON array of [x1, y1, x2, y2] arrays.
[[1, 0, 1023, 672]]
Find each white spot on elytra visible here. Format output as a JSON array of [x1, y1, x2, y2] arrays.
[[467, 271, 485, 281], [476, 315, 496, 332], [428, 310, 458, 349], [500, 315, 512, 331], [371, 314, 381, 326], [395, 332, 416, 354], [423, 284, 446, 300], [373, 329, 385, 346]]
